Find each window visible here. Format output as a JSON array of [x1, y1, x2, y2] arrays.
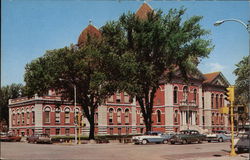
[[55, 108, 60, 123], [118, 128, 122, 135], [17, 113, 20, 125], [44, 107, 51, 123], [56, 128, 60, 135], [26, 112, 30, 125], [221, 114, 224, 124], [174, 110, 178, 123], [22, 112, 25, 124], [94, 113, 98, 125], [45, 129, 50, 135], [65, 108, 70, 124], [109, 108, 114, 124], [157, 110, 161, 123], [124, 92, 129, 103], [12, 114, 15, 125], [193, 89, 197, 104], [216, 113, 219, 125], [202, 97, 204, 109], [116, 92, 121, 103], [107, 95, 114, 102], [211, 94, 214, 109], [32, 109, 35, 124], [140, 111, 143, 124], [216, 94, 219, 109], [117, 108, 122, 124], [183, 86, 188, 102], [212, 113, 215, 125], [126, 127, 129, 135], [220, 95, 223, 108], [202, 116, 205, 125], [140, 128, 144, 134], [27, 129, 29, 136], [65, 128, 70, 136], [125, 109, 129, 124], [173, 87, 178, 104], [110, 128, 113, 135]]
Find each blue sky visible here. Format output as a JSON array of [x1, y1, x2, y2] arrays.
[[2, 0, 249, 86]]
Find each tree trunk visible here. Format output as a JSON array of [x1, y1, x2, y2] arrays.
[[88, 116, 95, 140]]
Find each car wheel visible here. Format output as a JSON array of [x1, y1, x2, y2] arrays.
[[218, 138, 223, 142], [170, 141, 175, 144], [182, 139, 187, 144], [163, 140, 168, 144], [142, 139, 148, 145], [198, 139, 202, 143], [208, 140, 211, 143]]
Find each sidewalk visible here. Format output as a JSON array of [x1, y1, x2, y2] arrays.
[[185, 153, 249, 160]]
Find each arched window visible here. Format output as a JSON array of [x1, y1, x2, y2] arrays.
[[157, 110, 161, 123], [193, 89, 197, 104], [17, 110, 20, 125], [12, 113, 15, 125], [220, 113, 224, 124], [183, 86, 188, 102], [64, 107, 70, 124], [125, 109, 130, 124], [26, 108, 30, 125], [108, 108, 114, 124], [174, 110, 178, 123], [31, 108, 35, 124], [44, 107, 51, 123], [117, 108, 122, 124], [216, 113, 219, 125], [21, 109, 25, 124], [173, 87, 178, 104], [216, 94, 219, 109], [211, 94, 214, 109], [55, 108, 61, 123], [212, 113, 214, 125], [220, 95, 223, 108], [140, 111, 143, 124]]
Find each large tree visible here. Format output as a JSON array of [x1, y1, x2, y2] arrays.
[[101, 8, 213, 132], [24, 40, 119, 139], [234, 55, 249, 125], [0, 84, 24, 126]]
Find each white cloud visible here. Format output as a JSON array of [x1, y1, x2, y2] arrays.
[[208, 63, 226, 72]]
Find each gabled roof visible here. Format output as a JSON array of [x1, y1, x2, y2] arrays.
[[203, 72, 220, 84], [135, 2, 153, 20], [77, 24, 101, 47], [203, 72, 230, 87]]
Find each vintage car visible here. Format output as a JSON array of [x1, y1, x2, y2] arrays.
[[169, 130, 205, 144], [234, 132, 250, 153], [0, 132, 21, 142], [132, 131, 174, 145], [206, 130, 231, 142], [27, 134, 52, 144]]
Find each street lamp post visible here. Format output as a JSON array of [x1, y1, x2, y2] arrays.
[[214, 19, 250, 156], [74, 85, 77, 144]]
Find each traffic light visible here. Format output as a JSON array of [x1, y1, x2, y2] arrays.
[[225, 86, 235, 102]]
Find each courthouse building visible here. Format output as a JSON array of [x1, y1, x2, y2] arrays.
[[8, 3, 231, 136]]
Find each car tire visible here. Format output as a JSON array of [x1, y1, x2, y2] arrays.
[[142, 139, 148, 145], [182, 139, 187, 144], [208, 140, 211, 143], [163, 140, 168, 144], [170, 141, 175, 144], [218, 138, 223, 142]]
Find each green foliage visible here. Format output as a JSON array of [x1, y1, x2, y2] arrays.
[[24, 41, 118, 139], [0, 84, 24, 124], [234, 56, 249, 106], [101, 7, 213, 131]]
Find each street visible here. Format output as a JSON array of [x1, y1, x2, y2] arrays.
[[1, 141, 249, 160]]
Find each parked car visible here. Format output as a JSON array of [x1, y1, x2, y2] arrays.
[[27, 134, 52, 144], [169, 130, 205, 144], [0, 132, 21, 142], [234, 132, 250, 153], [206, 130, 231, 142], [132, 131, 174, 145]]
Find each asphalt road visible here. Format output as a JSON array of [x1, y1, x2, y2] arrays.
[[1, 141, 249, 160]]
